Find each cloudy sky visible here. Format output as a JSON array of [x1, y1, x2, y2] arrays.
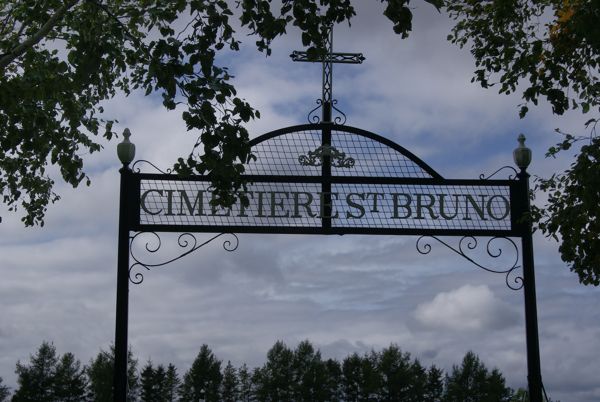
[[1, 2, 599, 401]]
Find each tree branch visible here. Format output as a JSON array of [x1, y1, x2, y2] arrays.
[[0, 0, 78, 70]]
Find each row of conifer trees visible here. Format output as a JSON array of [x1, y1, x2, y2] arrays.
[[1, 340, 544, 401]]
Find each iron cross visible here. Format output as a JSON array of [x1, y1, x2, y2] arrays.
[[291, 26, 365, 122]]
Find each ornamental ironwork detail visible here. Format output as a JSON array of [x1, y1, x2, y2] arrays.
[[298, 144, 355, 168], [416, 235, 523, 290], [307, 99, 347, 125], [128, 232, 239, 284]]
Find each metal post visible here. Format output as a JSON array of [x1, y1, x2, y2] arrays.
[[114, 166, 130, 402], [513, 134, 542, 402], [519, 170, 543, 402], [114, 129, 135, 402]]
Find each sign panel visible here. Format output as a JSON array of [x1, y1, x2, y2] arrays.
[[132, 176, 519, 236], [129, 124, 524, 236]]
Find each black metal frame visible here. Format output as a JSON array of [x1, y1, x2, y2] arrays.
[[114, 123, 543, 402]]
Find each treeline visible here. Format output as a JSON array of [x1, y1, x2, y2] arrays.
[[0, 340, 545, 401]]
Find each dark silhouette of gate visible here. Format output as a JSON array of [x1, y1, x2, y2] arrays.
[[113, 120, 542, 401]]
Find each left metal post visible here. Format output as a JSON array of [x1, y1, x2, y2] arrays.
[[115, 129, 136, 402]]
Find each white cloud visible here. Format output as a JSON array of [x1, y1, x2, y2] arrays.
[[414, 284, 520, 331]]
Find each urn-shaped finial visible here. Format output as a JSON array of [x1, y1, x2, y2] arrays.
[[513, 133, 532, 171], [117, 128, 136, 167]]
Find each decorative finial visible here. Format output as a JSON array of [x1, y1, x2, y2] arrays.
[[117, 128, 136, 167], [513, 133, 532, 171]]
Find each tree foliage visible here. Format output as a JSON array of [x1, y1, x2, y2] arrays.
[[52, 352, 88, 402], [534, 131, 600, 284], [5, 340, 534, 401], [0, 376, 10, 402], [11, 342, 86, 402], [86, 346, 138, 402], [220, 361, 239, 402], [237, 363, 253, 402], [446, 0, 600, 284], [179, 344, 222, 402], [2, 1, 596, 284], [445, 351, 513, 402], [163, 364, 181, 402], [0, 0, 441, 226]]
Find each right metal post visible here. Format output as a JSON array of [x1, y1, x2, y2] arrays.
[[519, 169, 543, 402]]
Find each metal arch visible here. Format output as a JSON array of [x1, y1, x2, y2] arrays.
[[416, 235, 524, 290], [248, 123, 444, 179], [128, 232, 239, 284]]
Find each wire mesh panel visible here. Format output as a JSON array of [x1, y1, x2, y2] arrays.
[[246, 124, 438, 179], [330, 130, 433, 178], [139, 179, 322, 228], [245, 127, 322, 176], [330, 183, 512, 232]]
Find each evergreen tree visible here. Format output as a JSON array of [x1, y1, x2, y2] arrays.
[[253, 341, 294, 401], [0, 377, 10, 402], [341, 353, 362, 402], [139, 361, 172, 402], [11, 342, 86, 402], [179, 345, 222, 402], [445, 351, 489, 402], [12, 342, 59, 401], [424, 365, 444, 402], [53, 353, 87, 402], [408, 359, 428, 402], [154, 365, 169, 402], [140, 361, 160, 402], [220, 361, 238, 402], [377, 344, 414, 401], [341, 351, 383, 401], [322, 359, 342, 402], [86, 347, 138, 402], [86, 350, 112, 402], [484, 368, 513, 402], [163, 364, 181, 402], [445, 351, 513, 402], [237, 364, 253, 402], [291, 340, 323, 401], [359, 351, 381, 401]]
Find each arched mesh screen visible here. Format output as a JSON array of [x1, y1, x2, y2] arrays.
[[245, 125, 436, 179]]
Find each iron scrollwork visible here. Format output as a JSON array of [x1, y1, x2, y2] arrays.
[[307, 99, 348, 125], [298, 144, 355, 168], [416, 236, 523, 290], [129, 232, 239, 284], [132, 159, 173, 174], [479, 166, 518, 180]]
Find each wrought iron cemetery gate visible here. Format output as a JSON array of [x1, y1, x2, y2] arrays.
[[113, 28, 544, 402]]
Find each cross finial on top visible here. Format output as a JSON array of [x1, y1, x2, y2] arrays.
[[291, 25, 365, 123]]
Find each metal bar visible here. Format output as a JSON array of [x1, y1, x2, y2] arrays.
[[290, 51, 365, 64], [114, 167, 131, 402], [135, 172, 515, 187], [322, 28, 333, 104], [132, 223, 520, 237], [518, 170, 543, 402], [322, 117, 332, 231]]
